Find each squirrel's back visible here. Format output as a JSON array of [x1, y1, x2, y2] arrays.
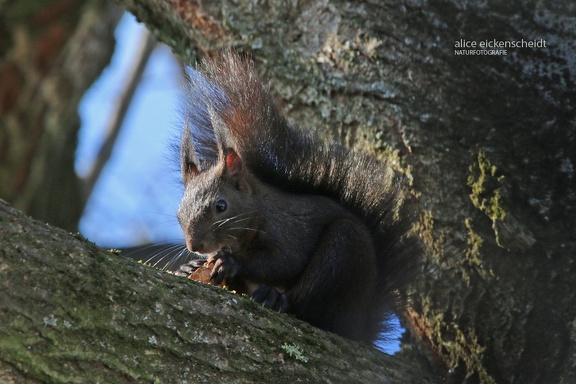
[[182, 51, 418, 343]]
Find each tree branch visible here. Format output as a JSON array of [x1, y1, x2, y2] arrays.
[[0, 199, 438, 383], [82, 28, 158, 204]]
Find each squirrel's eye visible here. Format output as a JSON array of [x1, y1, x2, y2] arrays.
[[214, 199, 228, 213]]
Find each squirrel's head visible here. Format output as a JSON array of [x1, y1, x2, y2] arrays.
[[178, 52, 273, 255], [177, 149, 260, 255]]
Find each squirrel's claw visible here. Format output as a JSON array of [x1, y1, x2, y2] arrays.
[[174, 257, 206, 277], [209, 252, 239, 286], [251, 285, 288, 313]]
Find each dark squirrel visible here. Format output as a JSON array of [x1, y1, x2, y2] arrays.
[[177, 51, 417, 345]]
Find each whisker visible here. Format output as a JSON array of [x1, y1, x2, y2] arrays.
[[216, 213, 256, 228], [210, 211, 257, 230], [228, 227, 266, 233], [123, 243, 193, 272], [148, 245, 185, 269]]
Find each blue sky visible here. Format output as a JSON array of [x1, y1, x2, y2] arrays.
[[76, 13, 184, 247]]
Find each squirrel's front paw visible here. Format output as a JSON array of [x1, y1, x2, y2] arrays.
[[209, 251, 239, 286], [174, 258, 206, 277], [251, 285, 288, 312]]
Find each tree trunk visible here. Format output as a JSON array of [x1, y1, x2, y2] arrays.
[[0, 0, 122, 231], [116, 1, 575, 383], [0, 199, 438, 383]]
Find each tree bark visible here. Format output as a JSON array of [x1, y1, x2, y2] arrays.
[[0, 0, 122, 231], [0, 199, 438, 383], [115, 1, 576, 383]]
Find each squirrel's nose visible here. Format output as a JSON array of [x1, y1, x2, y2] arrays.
[[188, 238, 206, 254], [186, 238, 196, 253]]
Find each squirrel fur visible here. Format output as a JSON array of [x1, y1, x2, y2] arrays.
[[177, 51, 417, 345]]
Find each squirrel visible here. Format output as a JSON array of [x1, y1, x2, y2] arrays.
[[177, 51, 418, 345]]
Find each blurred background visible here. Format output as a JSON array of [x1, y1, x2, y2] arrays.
[[76, 13, 184, 248], [1, 8, 185, 249]]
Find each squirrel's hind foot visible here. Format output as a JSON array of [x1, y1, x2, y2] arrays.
[[251, 285, 288, 313]]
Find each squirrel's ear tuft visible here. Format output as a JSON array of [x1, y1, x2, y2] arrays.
[[181, 159, 200, 185], [224, 149, 242, 177], [186, 162, 200, 177], [180, 122, 203, 184], [208, 105, 233, 150]]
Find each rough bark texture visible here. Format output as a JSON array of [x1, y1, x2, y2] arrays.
[[116, 1, 575, 383], [0, 199, 439, 383], [0, 0, 122, 231]]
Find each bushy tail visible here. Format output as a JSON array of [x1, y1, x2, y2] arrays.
[[183, 51, 418, 341]]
